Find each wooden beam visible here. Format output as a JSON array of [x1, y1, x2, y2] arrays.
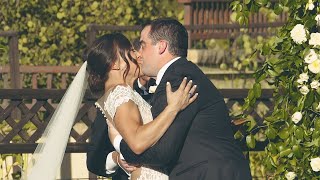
[[0, 143, 89, 154], [0, 89, 97, 100], [0, 31, 18, 37], [0, 89, 273, 100]]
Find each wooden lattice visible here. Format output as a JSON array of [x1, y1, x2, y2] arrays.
[[0, 89, 273, 153]]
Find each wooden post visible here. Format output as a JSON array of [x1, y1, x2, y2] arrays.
[[9, 33, 20, 89], [86, 24, 97, 47], [178, 0, 193, 48]]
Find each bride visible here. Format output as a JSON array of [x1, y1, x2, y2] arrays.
[[85, 33, 197, 180]]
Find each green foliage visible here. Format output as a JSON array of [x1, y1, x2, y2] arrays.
[[0, 0, 183, 65], [232, 0, 320, 178]]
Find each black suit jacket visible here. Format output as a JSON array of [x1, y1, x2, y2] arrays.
[[119, 58, 252, 180], [86, 79, 155, 180]]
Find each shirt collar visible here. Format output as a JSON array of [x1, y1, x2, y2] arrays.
[[155, 57, 180, 85]]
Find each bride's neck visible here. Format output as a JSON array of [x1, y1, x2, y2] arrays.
[[104, 77, 135, 91]]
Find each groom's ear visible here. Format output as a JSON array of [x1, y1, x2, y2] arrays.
[[158, 40, 168, 55]]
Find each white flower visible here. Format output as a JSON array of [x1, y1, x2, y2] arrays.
[[311, 80, 320, 89], [148, 85, 157, 93], [290, 24, 308, 44], [304, 49, 319, 64], [300, 85, 310, 95], [309, 33, 320, 47], [308, 60, 320, 74], [310, 128, 315, 131], [285, 171, 297, 180], [316, 14, 320, 26], [311, 157, 320, 172], [307, 0, 315, 10], [299, 73, 309, 82], [292, 112, 303, 124], [297, 79, 304, 85]]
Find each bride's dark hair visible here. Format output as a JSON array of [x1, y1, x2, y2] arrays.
[[83, 33, 139, 97]]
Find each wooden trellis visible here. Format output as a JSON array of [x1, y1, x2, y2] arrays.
[[0, 89, 273, 154]]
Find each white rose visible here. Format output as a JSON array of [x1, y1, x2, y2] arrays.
[[316, 14, 320, 26], [300, 85, 310, 95], [304, 49, 319, 64], [311, 80, 320, 89], [307, 0, 315, 10], [308, 60, 320, 74], [309, 33, 320, 47], [311, 157, 320, 172], [299, 73, 309, 82], [292, 112, 303, 124], [285, 171, 297, 180], [297, 78, 304, 85], [290, 24, 308, 44]]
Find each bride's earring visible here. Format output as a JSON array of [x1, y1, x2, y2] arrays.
[[112, 63, 120, 70], [112, 66, 120, 70]]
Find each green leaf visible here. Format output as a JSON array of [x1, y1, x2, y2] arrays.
[[279, 127, 290, 139], [253, 83, 262, 98], [294, 127, 304, 140], [237, 14, 245, 25], [246, 134, 256, 149], [274, 3, 284, 15], [248, 89, 255, 100], [255, 0, 268, 6], [292, 144, 303, 158], [266, 127, 277, 139], [244, 0, 251, 5], [314, 118, 320, 129], [279, 147, 291, 157], [267, 142, 278, 154], [305, 91, 314, 108], [267, 69, 278, 77], [247, 118, 257, 131], [275, 164, 286, 174]]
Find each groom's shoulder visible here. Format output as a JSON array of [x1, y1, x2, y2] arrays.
[[173, 57, 203, 73]]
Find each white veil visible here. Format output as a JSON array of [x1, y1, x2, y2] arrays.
[[22, 61, 88, 180]]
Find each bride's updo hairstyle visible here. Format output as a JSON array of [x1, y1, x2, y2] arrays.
[[83, 33, 139, 97]]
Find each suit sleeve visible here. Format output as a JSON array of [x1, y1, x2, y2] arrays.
[[119, 78, 199, 167], [86, 110, 116, 177]]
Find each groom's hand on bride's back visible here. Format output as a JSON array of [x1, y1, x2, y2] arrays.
[[117, 157, 140, 174]]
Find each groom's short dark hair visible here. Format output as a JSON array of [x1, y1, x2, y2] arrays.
[[143, 18, 188, 57]]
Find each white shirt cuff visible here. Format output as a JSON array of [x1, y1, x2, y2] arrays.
[[105, 152, 118, 174], [113, 135, 123, 153]]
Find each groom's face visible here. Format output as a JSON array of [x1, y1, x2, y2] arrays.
[[139, 26, 159, 77]]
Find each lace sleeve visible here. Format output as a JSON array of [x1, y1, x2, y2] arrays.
[[105, 85, 135, 119]]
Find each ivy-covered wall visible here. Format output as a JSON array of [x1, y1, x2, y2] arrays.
[[0, 0, 183, 66]]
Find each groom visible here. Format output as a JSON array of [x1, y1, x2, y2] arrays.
[[114, 18, 252, 179]]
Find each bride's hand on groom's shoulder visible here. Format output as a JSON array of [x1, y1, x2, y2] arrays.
[[166, 77, 198, 111]]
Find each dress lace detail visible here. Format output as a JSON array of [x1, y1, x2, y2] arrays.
[[95, 85, 168, 180], [106, 85, 132, 119], [137, 166, 168, 180]]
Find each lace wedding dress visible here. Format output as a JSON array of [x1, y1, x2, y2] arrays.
[[95, 85, 168, 180]]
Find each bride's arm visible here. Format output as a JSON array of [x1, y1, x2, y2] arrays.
[[113, 78, 197, 155]]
